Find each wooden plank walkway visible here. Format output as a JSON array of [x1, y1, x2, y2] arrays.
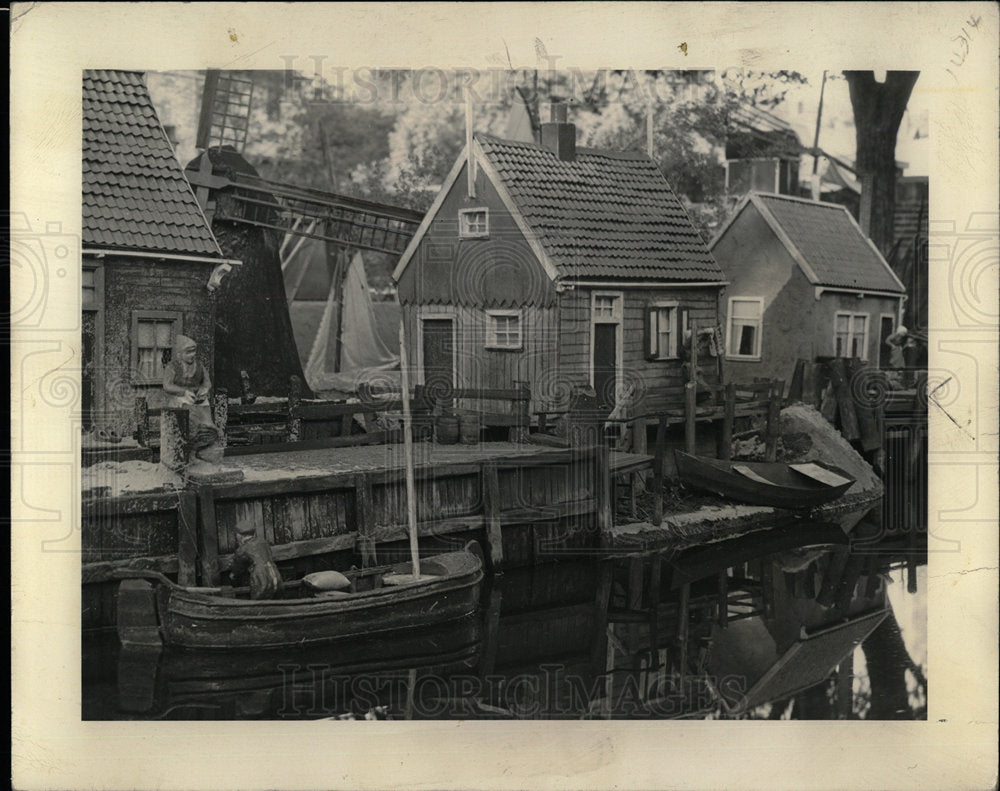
[[223, 440, 651, 482]]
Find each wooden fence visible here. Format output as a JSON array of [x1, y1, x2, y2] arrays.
[[133, 377, 533, 456]]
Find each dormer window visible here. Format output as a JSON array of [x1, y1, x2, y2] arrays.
[[459, 208, 489, 239]]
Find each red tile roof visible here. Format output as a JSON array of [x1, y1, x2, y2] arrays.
[[83, 70, 222, 257], [477, 134, 725, 282], [752, 193, 905, 293]]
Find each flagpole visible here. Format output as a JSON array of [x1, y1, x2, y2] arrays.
[[398, 316, 421, 580]]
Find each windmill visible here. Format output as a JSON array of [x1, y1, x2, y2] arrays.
[[185, 69, 424, 397], [186, 69, 429, 581]]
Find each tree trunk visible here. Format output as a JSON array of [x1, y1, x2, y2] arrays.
[[844, 71, 919, 256]]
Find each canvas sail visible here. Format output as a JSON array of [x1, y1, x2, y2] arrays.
[[305, 252, 400, 395]]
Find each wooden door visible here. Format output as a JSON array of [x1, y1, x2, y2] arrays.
[[422, 318, 455, 402], [593, 323, 617, 409]]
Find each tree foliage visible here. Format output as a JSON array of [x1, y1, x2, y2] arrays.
[[175, 68, 811, 274]]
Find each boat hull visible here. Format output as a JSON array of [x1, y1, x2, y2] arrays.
[[131, 549, 484, 650], [673, 451, 855, 510]]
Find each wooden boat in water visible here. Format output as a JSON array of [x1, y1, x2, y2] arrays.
[[673, 451, 855, 510], [115, 543, 485, 650]]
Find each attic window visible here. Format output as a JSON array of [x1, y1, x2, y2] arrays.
[[459, 208, 489, 239], [486, 310, 521, 350]]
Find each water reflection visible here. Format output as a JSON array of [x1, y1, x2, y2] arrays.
[[87, 509, 927, 721]]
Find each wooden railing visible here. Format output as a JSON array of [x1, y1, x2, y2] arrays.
[[413, 381, 532, 440], [134, 377, 535, 454]]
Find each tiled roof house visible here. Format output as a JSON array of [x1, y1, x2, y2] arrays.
[[83, 69, 222, 256], [393, 107, 727, 416], [82, 69, 238, 435], [709, 191, 906, 383]]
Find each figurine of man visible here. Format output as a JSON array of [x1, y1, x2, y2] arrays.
[[681, 327, 717, 404], [162, 335, 224, 463]]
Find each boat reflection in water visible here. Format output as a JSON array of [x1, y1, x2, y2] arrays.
[[94, 507, 925, 721], [112, 614, 484, 720]]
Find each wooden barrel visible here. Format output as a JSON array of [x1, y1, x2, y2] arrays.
[[459, 413, 480, 444], [435, 414, 459, 444]]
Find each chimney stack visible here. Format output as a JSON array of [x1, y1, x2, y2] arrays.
[[540, 101, 576, 162]]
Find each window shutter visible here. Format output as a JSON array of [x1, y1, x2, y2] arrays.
[[644, 305, 656, 360]]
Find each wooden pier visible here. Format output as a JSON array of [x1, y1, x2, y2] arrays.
[[82, 440, 651, 632]]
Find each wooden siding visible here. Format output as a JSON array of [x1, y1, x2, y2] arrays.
[[396, 162, 556, 308], [81, 490, 196, 632], [556, 286, 722, 414], [402, 302, 559, 417]]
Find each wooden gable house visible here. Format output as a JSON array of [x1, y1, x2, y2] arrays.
[[709, 192, 906, 385], [82, 70, 238, 436], [393, 107, 727, 418]]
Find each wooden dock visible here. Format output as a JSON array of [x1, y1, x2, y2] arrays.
[[82, 440, 651, 632]]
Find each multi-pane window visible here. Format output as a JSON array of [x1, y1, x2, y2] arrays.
[[131, 311, 182, 382], [592, 294, 622, 320], [459, 208, 489, 238], [835, 312, 869, 360], [647, 304, 678, 359], [727, 297, 763, 358], [486, 310, 521, 349]]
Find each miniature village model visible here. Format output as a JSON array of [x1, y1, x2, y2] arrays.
[[80, 69, 928, 722]]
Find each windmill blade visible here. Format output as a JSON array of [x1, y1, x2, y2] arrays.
[[196, 69, 254, 152]]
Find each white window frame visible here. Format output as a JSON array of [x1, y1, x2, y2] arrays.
[[131, 310, 183, 385], [834, 311, 870, 361], [485, 309, 522, 351], [589, 291, 624, 395], [648, 300, 679, 360], [726, 296, 764, 361], [458, 207, 489, 239], [591, 291, 623, 322]]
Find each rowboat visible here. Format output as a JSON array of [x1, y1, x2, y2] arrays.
[[673, 451, 856, 510], [115, 543, 485, 650]]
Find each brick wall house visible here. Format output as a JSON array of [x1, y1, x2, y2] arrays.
[[82, 70, 238, 436]]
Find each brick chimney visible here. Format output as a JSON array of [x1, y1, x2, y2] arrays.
[[540, 102, 576, 162]]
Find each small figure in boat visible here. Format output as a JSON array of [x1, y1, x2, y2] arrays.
[[230, 531, 283, 600], [162, 335, 223, 463]]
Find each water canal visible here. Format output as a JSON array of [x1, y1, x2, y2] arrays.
[[83, 507, 927, 721]]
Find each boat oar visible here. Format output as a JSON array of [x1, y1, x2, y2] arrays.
[[398, 317, 422, 581]]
